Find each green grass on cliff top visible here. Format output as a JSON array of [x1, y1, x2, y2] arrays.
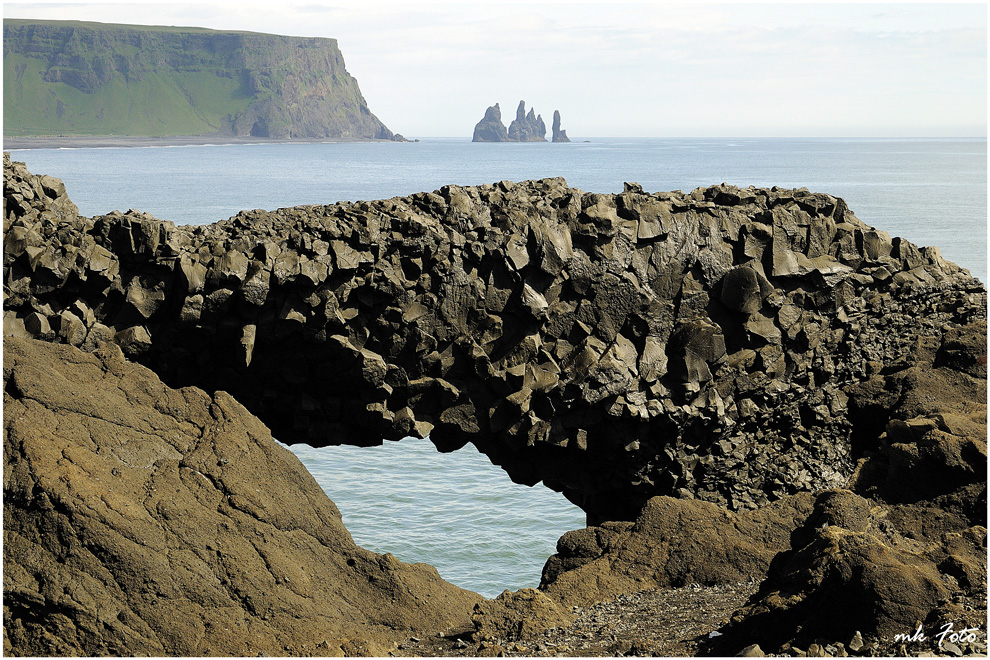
[[4, 53, 255, 137], [3, 19, 315, 137]]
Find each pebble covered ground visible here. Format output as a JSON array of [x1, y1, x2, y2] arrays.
[[392, 581, 988, 658], [393, 581, 756, 657]]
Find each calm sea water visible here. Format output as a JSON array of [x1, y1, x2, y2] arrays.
[[8, 137, 987, 596]]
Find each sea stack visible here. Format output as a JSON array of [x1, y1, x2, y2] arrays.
[[472, 103, 510, 142], [552, 110, 570, 142], [507, 101, 547, 142]]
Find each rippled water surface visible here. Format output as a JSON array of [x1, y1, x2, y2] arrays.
[[286, 439, 584, 597], [10, 137, 986, 596]]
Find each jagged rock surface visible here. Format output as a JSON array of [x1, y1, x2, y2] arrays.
[[703, 319, 988, 654], [4, 154, 986, 524], [507, 101, 547, 142], [551, 110, 570, 143], [472, 321, 987, 653], [2, 336, 480, 657], [472, 101, 550, 143], [538, 493, 815, 608], [472, 104, 509, 142]]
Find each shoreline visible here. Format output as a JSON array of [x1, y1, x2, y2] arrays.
[[2, 134, 408, 150]]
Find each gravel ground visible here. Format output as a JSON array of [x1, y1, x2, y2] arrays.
[[392, 581, 757, 657], [391, 582, 988, 658]]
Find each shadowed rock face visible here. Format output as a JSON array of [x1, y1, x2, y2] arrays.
[[4, 154, 986, 523]]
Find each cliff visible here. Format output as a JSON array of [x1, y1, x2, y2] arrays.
[[2, 19, 402, 140]]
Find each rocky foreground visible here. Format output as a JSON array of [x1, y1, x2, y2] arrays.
[[3, 155, 987, 656]]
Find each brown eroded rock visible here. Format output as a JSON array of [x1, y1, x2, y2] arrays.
[[538, 493, 815, 608], [470, 588, 576, 643], [709, 489, 987, 654], [707, 322, 987, 654], [3, 337, 481, 657], [847, 320, 987, 509]]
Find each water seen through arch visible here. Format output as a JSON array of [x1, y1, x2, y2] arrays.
[[285, 439, 585, 597]]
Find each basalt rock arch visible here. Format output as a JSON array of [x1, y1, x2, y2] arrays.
[[4, 154, 986, 523]]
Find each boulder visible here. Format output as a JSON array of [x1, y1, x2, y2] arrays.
[[539, 494, 815, 608], [709, 489, 986, 654]]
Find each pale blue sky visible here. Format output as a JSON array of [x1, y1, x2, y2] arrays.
[[4, 2, 987, 137]]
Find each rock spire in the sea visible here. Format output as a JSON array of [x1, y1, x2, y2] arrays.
[[552, 110, 570, 143], [473, 100, 558, 142], [508, 101, 547, 142], [472, 103, 510, 142]]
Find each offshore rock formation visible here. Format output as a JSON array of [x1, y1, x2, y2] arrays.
[[507, 101, 547, 142], [551, 110, 570, 143], [3, 155, 987, 525], [3, 336, 480, 656], [472, 101, 551, 143], [472, 104, 510, 142], [3, 19, 403, 141]]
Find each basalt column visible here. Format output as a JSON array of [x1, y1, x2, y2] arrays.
[[4, 154, 986, 523]]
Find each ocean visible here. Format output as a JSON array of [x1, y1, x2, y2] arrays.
[[8, 137, 987, 597]]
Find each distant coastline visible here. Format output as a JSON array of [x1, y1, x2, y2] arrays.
[[2, 135, 407, 150]]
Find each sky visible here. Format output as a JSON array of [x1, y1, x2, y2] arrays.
[[3, 2, 987, 138]]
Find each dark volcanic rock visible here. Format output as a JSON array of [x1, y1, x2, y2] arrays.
[[472, 104, 510, 142], [551, 110, 570, 143], [702, 319, 987, 655], [507, 101, 547, 142], [2, 336, 480, 657], [477, 320, 986, 651], [4, 154, 987, 526]]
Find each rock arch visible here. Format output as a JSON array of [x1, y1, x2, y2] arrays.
[[4, 154, 985, 523]]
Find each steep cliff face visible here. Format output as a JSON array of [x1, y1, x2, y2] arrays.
[[3, 19, 401, 140], [4, 155, 986, 524]]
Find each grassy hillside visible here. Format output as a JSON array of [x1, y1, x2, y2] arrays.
[[3, 19, 398, 140]]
